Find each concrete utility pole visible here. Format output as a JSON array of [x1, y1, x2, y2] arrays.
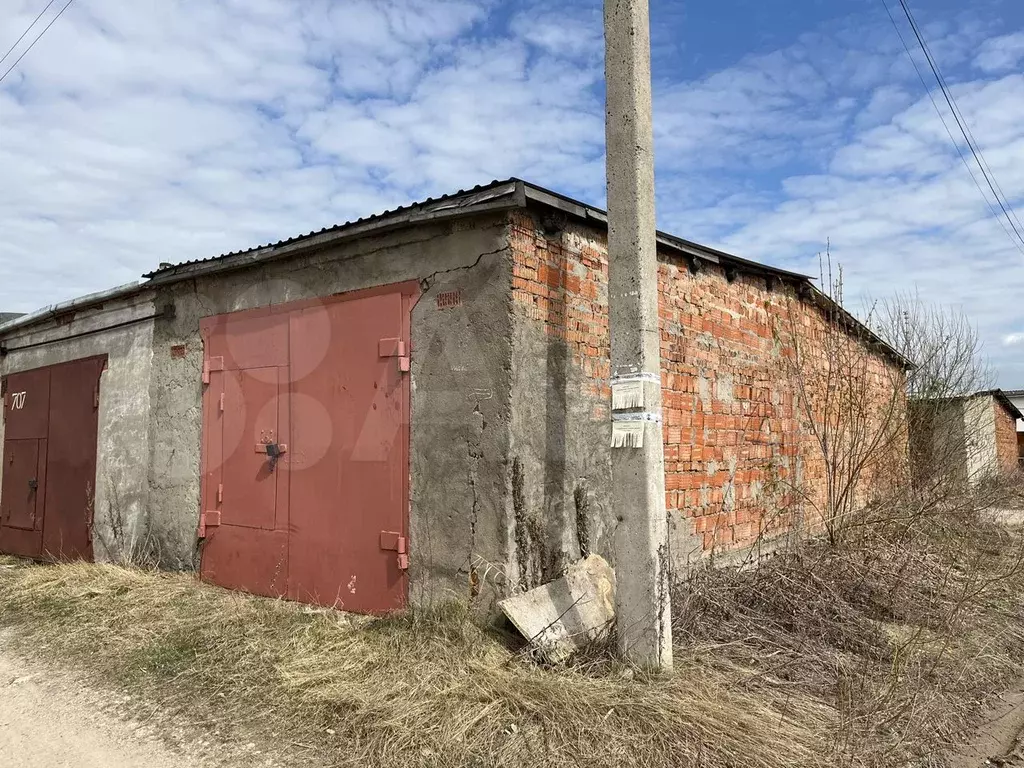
[[604, 0, 673, 670]]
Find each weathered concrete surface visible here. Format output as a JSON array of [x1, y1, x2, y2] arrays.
[[508, 308, 615, 591], [499, 554, 616, 663], [0, 292, 155, 565], [603, 0, 673, 668], [912, 395, 1009, 488], [965, 396, 998, 483], [147, 215, 514, 604]]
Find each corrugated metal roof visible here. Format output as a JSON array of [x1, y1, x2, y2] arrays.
[[143, 178, 817, 283], [143, 179, 519, 279]]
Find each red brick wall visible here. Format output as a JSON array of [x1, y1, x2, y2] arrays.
[[509, 210, 905, 559], [994, 400, 1019, 474]]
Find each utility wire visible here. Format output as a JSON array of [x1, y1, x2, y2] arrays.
[[881, 0, 1024, 255], [887, 0, 1024, 252], [0, 0, 59, 69], [0, 0, 76, 86], [900, 2, 1024, 239]]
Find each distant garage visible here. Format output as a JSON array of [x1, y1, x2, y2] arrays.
[[0, 284, 158, 566], [1, 356, 105, 561]]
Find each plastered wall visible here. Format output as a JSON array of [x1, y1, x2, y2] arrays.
[[147, 215, 515, 606]]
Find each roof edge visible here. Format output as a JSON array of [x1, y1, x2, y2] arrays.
[[991, 389, 1024, 420], [521, 183, 813, 281], [910, 389, 1024, 420], [143, 180, 523, 283], [0, 281, 148, 337]]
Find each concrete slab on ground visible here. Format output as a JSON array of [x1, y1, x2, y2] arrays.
[[498, 554, 616, 663]]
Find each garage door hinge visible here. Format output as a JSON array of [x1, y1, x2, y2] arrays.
[[197, 510, 222, 538], [378, 338, 411, 373], [202, 356, 224, 385], [379, 531, 409, 571]]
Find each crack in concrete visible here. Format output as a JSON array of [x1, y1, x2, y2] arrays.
[[418, 247, 508, 295]]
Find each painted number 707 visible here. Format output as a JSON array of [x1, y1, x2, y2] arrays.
[[8, 392, 26, 410]]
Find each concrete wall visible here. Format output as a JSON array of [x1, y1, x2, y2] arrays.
[[0, 293, 156, 563], [147, 215, 515, 606], [908, 398, 969, 488], [508, 209, 907, 577], [964, 396, 998, 483], [909, 395, 1021, 486]]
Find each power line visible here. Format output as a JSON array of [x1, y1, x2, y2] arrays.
[[880, 0, 1024, 255], [897, 0, 1024, 246], [886, 0, 1024, 253], [0, 0, 59, 69], [899, 2, 1024, 240], [0, 0, 76, 86]]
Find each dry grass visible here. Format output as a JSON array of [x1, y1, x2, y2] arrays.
[[675, 483, 1024, 767], [1, 484, 1022, 767], [0, 558, 832, 768]]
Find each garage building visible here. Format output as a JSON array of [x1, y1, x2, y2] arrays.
[[0, 179, 908, 613]]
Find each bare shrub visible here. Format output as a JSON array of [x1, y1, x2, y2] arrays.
[[674, 261, 1024, 763], [771, 254, 909, 545], [673, 477, 1024, 765], [872, 291, 996, 493]]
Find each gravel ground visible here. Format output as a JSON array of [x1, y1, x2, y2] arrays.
[[0, 648, 209, 768]]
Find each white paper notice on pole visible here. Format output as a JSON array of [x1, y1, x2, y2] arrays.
[[611, 420, 644, 448], [611, 379, 644, 410]]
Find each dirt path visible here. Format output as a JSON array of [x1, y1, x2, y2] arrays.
[[0, 649, 211, 768], [948, 685, 1024, 768]]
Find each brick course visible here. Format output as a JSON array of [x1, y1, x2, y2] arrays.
[[509, 210, 905, 560], [994, 399, 1019, 474]]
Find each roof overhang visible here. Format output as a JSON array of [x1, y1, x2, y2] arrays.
[[142, 179, 813, 286], [0, 281, 149, 338]]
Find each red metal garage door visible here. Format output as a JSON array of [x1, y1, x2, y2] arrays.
[[1, 356, 104, 561], [199, 283, 414, 614], [199, 312, 291, 598]]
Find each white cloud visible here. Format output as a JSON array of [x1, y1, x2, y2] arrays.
[[0, 0, 602, 313], [975, 31, 1024, 73], [1, 1, 1024, 389], [652, 23, 1024, 387], [1004, 333, 1024, 347]]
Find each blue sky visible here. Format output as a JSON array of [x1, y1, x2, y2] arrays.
[[1, 0, 1023, 383]]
